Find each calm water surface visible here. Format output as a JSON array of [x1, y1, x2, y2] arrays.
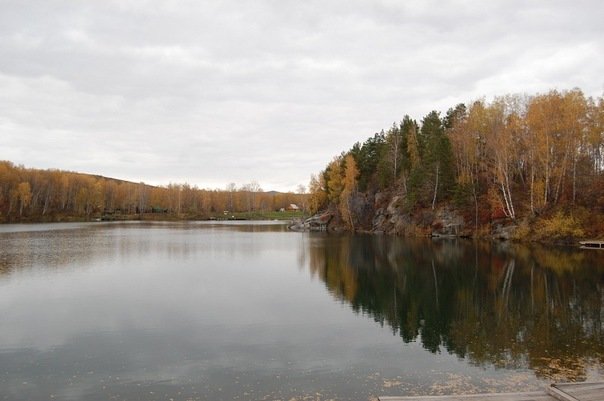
[[0, 221, 603, 400]]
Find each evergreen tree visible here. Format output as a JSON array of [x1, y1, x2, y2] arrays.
[[421, 111, 455, 209], [350, 132, 386, 192]]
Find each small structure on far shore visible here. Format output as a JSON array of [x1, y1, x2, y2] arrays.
[[580, 240, 604, 249]]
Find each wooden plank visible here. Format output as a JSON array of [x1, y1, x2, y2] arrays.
[[553, 383, 604, 392], [546, 385, 581, 401], [552, 382, 604, 401], [380, 382, 604, 401], [379, 391, 553, 401], [571, 395, 604, 401], [554, 382, 604, 392]]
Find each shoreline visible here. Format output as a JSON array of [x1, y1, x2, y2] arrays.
[[3, 213, 599, 248]]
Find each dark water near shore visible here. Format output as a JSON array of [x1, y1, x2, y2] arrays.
[[0, 221, 603, 401]]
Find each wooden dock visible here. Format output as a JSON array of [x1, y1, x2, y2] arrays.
[[580, 240, 604, 249], [379, 382, 604, 401]]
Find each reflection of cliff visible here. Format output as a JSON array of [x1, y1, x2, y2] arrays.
[[306, 235, 604, 382]]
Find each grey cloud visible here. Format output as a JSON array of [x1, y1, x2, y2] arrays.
[[1, 0, 603, 191]]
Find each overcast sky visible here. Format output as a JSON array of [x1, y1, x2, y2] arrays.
[[1, 0, 603, 191]]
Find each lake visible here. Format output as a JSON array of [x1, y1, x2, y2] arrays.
[[0, 221, 603, 401]]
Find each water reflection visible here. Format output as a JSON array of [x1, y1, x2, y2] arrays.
[[0, 221, 289, 276], [305, 234, 604, 382], [1, 223, 603, 400]]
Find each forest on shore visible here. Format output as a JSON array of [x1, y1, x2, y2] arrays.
[[308, 88, 604, 241], [0, 161, 306, 223]]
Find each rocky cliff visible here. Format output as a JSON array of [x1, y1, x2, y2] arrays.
[[327, 191, 517, 240]]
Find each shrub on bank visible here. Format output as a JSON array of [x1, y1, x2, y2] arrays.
[[534, 212, 585, 241]]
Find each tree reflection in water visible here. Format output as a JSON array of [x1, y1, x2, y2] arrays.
[[306, 234, 604, 382]]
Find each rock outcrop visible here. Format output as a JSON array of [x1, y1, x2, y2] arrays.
[[368, 193, 467, 237], [289, 211, 333, 231]]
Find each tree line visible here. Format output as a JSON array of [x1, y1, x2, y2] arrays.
[[309, 89, 604, 236], [0, 161, 307, 222]]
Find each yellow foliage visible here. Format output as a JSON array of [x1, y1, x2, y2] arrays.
[[308, 174, 327, 214], [512, 220, 531, 240], [535, 212, 585, 240], [533, 180, 546, 210], [339, 155, 359, 230], [326, 157, 344, 203]]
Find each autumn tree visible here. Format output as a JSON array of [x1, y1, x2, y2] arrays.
[[74, 177, 102, 217], [527, 91, 561, 209], [325, 157, 344, 204], [447, 102, 483, 226], [484, 97, 523, 220], [339, 154, 360, 230], [15, 182, 32, 216], [241, 181, 262, 212], [308, 174, 327, 214]]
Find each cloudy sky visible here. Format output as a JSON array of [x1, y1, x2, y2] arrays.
[[1, 0, 603, 191]]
